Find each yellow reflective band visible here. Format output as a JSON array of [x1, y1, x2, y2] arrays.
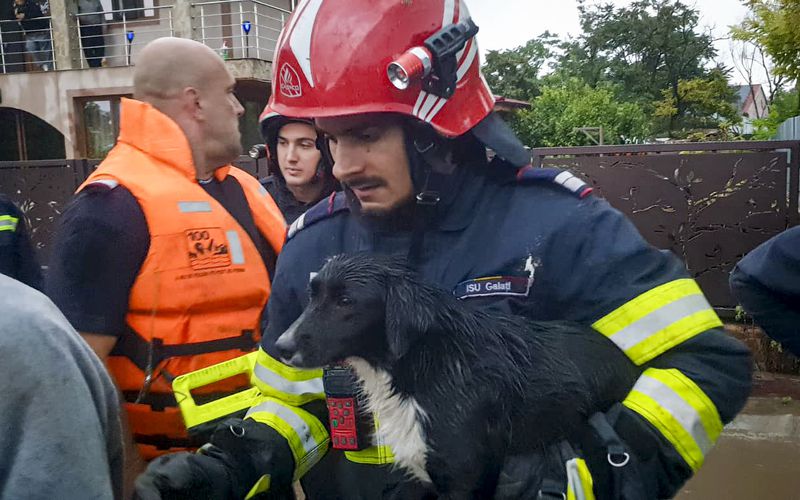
[[344, 414, 395, 464], [593, 279, 723, 365], [244, 474, 271, 500], [252, 349, 324, 406], [245, 397, 330, 479], [566, 458, 595, 500], [623, 368, 723, 472], [172, 352, 262, 431], [0, 215, 19, 232], [345, 446, 395, 465]]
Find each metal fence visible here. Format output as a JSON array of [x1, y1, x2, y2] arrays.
[[0, 17, 55, 73], [532, 141, 800, 312], [3, 142, 798, 311], [192, 0, 291, 61]]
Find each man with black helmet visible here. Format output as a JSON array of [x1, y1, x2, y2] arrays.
[[136, 1, 752, 499], [259, 106, 337, 224]]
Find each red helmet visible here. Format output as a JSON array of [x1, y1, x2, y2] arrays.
[[270, 0, 495, 138]]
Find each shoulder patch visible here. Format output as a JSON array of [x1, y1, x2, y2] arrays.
[[516, 166, 593, 198], [287, 191, 348, 240]]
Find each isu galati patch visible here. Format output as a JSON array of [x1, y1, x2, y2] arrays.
[[185, 228, 231, 270]]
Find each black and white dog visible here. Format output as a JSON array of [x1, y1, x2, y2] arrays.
[[275, 253, 640, 498]]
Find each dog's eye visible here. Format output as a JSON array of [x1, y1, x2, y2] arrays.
[[337, 295, 353, 306]]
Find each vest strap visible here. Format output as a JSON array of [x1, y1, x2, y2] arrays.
[[112, 327, 258, 374]]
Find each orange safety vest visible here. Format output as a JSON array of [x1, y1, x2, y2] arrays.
[[78, 98, 286, 459]]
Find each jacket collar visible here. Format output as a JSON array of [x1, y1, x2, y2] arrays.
[[116, 98, 231, 182]]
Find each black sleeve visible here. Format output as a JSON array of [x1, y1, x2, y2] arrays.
[[730, 227, 800, 357], [45, 185, 149, 337]]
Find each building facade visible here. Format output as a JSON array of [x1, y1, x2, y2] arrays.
[[0, 0, 295, 161]]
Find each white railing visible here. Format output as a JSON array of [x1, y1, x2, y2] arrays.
[[73, 5, 174, 68], [0, 17, 56, 73], [192, 0, 291, 61]]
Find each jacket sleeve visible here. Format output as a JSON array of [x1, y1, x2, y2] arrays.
[[730, 226, 800, 357], [541, 196, 753, 498], [228, 247, 330, 496]]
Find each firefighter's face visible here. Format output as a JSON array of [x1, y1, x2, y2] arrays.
[[276, 122, 322, 188], [317, 114, 414, 216]]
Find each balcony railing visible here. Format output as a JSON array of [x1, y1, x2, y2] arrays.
[[74, 5, 174, 68], [0, 17, 56, 73], [192, 0, 291, 61]]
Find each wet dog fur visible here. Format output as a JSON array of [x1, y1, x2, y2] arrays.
[[275, 253, 640, 498]]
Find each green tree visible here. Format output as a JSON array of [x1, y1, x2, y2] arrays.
[[557, 0, 718, 133], [734, 0, 800, 112], [482, 32, 560, 101], [751, 88, 799, 138], [653, 69, 740, 132], [515, 79, 650, 147]]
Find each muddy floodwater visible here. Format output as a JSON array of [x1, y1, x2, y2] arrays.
[[678, 397, 800, 500]]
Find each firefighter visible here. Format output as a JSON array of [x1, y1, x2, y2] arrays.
[[46, 37, 286, 461], [0, 193, 41, 290], [259, 106, 337, 224], [730, 226, 800, 357], [136, 2, 752, 498]]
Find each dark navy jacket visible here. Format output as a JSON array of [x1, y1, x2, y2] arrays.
[[256, 160, 752, 499], [730, 226, 800, 357]]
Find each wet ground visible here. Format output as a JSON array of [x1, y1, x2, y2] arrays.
[[678, 396, 800, 500]]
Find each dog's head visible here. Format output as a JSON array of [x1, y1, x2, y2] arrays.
[[274, 253, 437, 369]]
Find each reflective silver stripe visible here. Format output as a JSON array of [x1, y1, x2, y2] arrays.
[[259, 184, 269, 196], [254, 363, 324, 396], [554, 171, 586, 193], [88, 179, 119, 189], [0, 218, 18, 232], [610, 294, 713, 351], [246, 401, 318, 455], [178, 201, 212, 213], [287, 212, 306, 239], [632, 374, 713, 455], [565, 459, 588, 500], [226, 230, 245, 264]]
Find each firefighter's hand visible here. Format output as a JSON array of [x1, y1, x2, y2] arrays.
[[135, 418, 296, 500], [134, 448, 235, 500]]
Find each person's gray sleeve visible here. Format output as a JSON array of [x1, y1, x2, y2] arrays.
[[0, 275, 123, 500]]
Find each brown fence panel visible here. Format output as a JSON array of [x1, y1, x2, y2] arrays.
[[0, 159, 92, 266], [532, 141, 800, 311]]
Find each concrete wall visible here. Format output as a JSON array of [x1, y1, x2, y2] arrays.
[[0, 66, 134, 158]]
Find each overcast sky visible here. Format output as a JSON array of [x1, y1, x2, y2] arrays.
[[467, 0, 758, 84]]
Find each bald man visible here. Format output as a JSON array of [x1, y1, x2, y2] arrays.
[[46, 38, 286, 464]]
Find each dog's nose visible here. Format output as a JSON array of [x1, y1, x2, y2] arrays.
[[274, 329, 298, 364]]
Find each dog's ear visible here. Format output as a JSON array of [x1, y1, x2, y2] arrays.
[[384, 276, 435, 361]]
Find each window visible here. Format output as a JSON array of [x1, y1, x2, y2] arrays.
[[76, 96, 128, 159], [100, 0, 157, 22]]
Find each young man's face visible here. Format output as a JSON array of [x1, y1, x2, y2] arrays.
[[316, 114, 414, 216], [276, 121, 322, 189]]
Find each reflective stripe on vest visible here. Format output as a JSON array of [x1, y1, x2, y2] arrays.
[[245, 397, 330, 479], [252, 348, 324, 406], [0, 215, 19, 232], [592, 279, 723, 365], [623, 368, 723, 472], [566, 458, 595, 500]]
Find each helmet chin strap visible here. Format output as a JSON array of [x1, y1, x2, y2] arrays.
[[407, 136, 453, 266]]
